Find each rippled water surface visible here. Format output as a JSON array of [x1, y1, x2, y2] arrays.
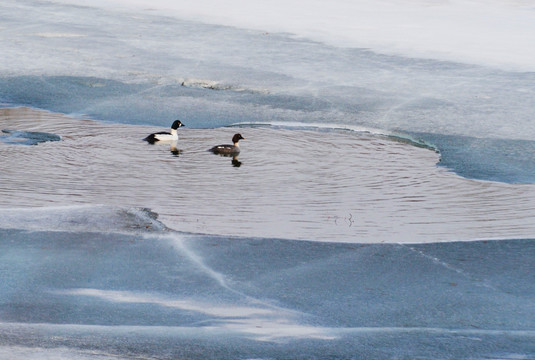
[[1, 107, 535, 243]]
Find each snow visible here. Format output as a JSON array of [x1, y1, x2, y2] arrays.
[[51, 0, 535, 71]]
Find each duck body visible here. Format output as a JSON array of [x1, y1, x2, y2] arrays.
[[144, 120, 184, 144], [210, 133, 244, 156]]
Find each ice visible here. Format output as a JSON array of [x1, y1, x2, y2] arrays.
[[53, 0, 535, 72], [1, 228, 534, 358], [0, 206, 166, 234], [0, 346, 133, 360], [1, 3, 534, 357], [1, 1, 533, 134], [1, 0, 534, 182], [0, 129, 61, 145]]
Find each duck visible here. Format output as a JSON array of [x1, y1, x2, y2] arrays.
[[144, 120, 184, 144], [210, 133, 245, 156]]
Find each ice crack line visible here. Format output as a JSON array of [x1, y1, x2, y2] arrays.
[[403, 245, 498, 292], [161, 233, 304, 316]]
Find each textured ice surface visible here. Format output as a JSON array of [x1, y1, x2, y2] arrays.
[[1, 0, 534, 182], [1, 3, 534, 358], [50, 0, 535, 71], [0, 206, 165, 234], [0, 129, 60, 145], [0, 228, 534, 358]]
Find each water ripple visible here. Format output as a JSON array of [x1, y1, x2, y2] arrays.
[[1, 107, 534, 243]]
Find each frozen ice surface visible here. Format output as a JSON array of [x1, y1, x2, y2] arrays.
[[0, 206, 165, 234], [1, 2, 534, 358], [1, 0, 535, 182], [0, 129, 60, 145], [52, 0, 535, 72], [0, 228, 534, 358]]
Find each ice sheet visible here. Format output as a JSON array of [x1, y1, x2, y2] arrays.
[[52, 0, 535, 71], [1, 1, 535, 182], [1, 228, 534, 358]]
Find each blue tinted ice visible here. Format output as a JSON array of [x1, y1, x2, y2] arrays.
[[1, 129, 61, 145], [0, 226, 534, 359], [0, 0, 534, 182]]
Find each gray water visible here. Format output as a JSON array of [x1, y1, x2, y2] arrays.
[[1, 108, 535, 243]]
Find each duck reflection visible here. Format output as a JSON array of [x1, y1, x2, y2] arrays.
[[170, 141, 183, 157], [231, 155, 242, 167], [210, 152, 242, 167]]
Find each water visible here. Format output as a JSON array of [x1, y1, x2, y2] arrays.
[[1, 0, 535, 358], [2, 108, 534, 243]]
